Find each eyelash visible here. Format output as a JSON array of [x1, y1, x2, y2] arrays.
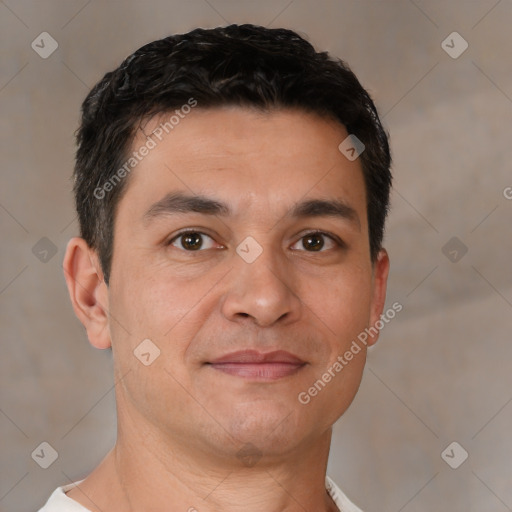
[[166, 228, 345, 252]]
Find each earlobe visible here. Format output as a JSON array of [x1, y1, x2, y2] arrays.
[[63, 237, 112, 349], [367, 248, 390, 347]]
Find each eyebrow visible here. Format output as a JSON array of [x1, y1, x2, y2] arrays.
[[143, 191, 360, 230]]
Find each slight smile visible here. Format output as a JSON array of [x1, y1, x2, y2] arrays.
[[207, 350, 307, 380]]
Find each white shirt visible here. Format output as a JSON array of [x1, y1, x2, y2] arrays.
[[37, 476, 363, 511]]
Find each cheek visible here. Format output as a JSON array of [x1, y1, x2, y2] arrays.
[[107, 269, 206, 423], [108, 262, 223, 364], [303, 264, 373, 340]]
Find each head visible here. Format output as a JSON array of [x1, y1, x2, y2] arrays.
[[64, 24, 392, 464]]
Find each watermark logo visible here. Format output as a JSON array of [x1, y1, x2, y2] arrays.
[[441, 441, 468, 469], [31, 441, 58, 469], [236, 236, 263, 264], [32, 237, 58, 263], [31, 32, 58, 59], [134, 338, 161, 366], [93, 98, 198, 200], [236, 442, 263, 467], [338, 134, 365, 161], [298, 302, 403, 405], [441, 32, 468, 59], [442, 236, 468, 263]]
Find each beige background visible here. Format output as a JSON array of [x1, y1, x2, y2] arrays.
[[1, 1, 511, 511]]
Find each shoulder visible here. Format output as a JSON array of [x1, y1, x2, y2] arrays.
[[326, 475, 364, 512], [37, 481, 91, 512]]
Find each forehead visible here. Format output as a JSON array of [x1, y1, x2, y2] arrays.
[[120, 106, 367, 226]]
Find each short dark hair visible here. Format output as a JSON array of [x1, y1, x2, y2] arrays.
[[74, 23, 391, 284]]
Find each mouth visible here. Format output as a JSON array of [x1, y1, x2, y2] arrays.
[[206, 350, 307, 381]]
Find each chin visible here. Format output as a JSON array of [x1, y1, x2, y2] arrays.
[[224, 402, 309, 451]]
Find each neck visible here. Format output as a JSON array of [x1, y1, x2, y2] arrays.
[[68, 416, 339, 512], [68, 384, 341, 512]]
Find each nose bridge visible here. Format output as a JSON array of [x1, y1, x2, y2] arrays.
[[239, 241, 286, 292], [221, 234, 301, 327]]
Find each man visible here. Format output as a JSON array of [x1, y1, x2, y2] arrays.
[[39, 23, 391, 511]]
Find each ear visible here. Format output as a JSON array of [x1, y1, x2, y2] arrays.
[[63, 237, 111, 349], [367, 248, 390, 347]]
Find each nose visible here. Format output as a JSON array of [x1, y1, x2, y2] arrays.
[[220, 245, 302, 328]]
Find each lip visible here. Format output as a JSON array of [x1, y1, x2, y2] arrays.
[[209, 350, 305, 365], [207, 350, 306, 380]]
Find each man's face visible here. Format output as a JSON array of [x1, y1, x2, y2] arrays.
[[105, 107, 388, 460]]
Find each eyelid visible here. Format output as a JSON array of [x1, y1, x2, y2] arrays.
[[166, 228, 346, 251], [166, 227, 219, 246], [291, 229, 346, 251]]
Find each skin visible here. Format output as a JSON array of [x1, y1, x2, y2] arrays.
[[63, 106, 389, 512]]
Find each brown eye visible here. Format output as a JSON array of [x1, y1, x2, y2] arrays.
[[291, 231, 342, 252], [180, 232, 203, 250], [169, 231, 217, 251], [302, 233, 325, 251]]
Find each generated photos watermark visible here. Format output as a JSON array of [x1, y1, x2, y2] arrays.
[[93, 98, 198, 200], [298, 301, 403, 405]]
